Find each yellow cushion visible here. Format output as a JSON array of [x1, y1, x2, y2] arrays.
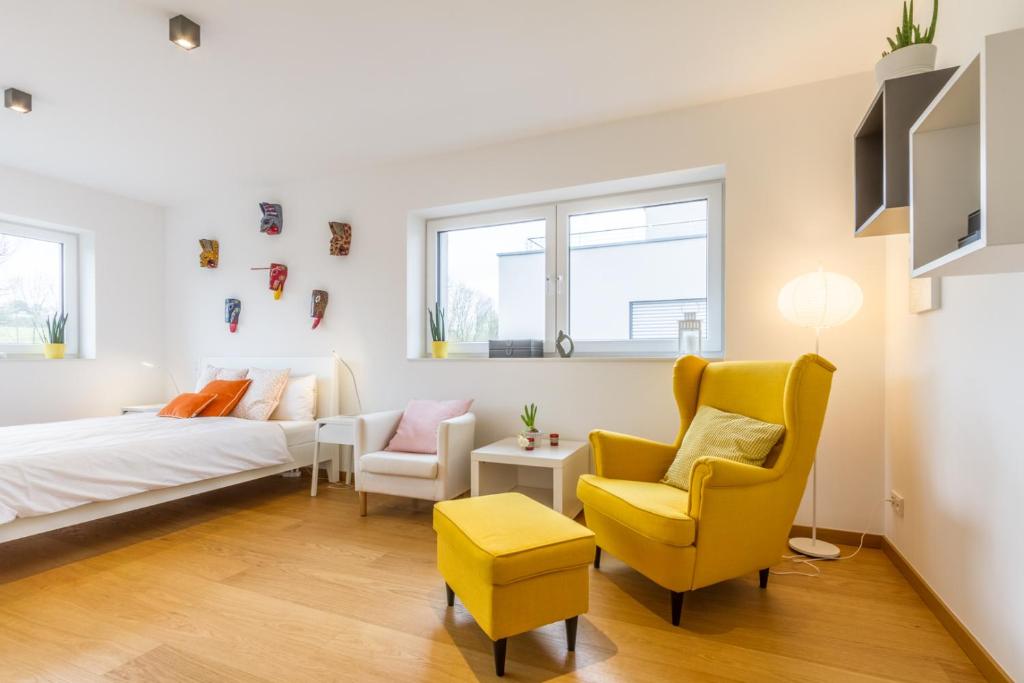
[[661, 405, 784, 491], [433, 492, 594, 586], [577, 474, 695, 547]]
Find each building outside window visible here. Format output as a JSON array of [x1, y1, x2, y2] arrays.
[[427, 181, 723, 356]]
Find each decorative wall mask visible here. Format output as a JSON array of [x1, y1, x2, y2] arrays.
[[250, 263, 288, 299], [199, 239, 219, 268], [329, 222, 352, 256], [259, 202, 283, 235], [310, 290, 328, 329], [225, 298, 241, 333], [269, 263, 287, 299], [556, 330, 575, 358]]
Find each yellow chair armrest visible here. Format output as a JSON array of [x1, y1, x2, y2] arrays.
[[687, 457, 779, 518], [589, 429, 678, 482]]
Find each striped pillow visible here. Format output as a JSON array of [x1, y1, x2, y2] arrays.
[[662, 405, 784, 491]]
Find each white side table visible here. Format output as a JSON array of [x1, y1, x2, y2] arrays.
[[121, 404, 164, 414], [471, 437, 590, 517], [311, 415, 358, 496]]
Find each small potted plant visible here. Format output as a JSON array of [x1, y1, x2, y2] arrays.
[[427, 302, 448, 358], [520, 403, 539, 435], [38, 312, 69, 359], [875, 0, 939, 86]]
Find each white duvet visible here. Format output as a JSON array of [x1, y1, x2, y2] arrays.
[[0, 413, 294, 524]]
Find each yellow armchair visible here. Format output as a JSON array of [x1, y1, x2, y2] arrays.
[[578, 354, 835, 625]]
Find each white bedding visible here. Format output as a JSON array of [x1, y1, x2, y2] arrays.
[[274, 419, 316, 447], [0, 414, 294, 524]]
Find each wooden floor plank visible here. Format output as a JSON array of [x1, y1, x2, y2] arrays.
[[0, 477, 984, 682]]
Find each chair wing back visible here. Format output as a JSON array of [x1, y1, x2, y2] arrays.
[[674, 354, 835, 477], [680, 354, 836, 588]]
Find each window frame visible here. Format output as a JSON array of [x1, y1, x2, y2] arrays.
[[426, 204, 556, 356], [0, 220, 79, 357], [424, 179, 724, 358], [556, 182, 723, 356]]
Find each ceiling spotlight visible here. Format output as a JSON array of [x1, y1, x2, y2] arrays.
[[169, 14, 200, 50], [4, 88, 32, 114]]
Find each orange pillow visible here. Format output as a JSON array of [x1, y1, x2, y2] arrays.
[[158, 393, 216, 419], [196, 379, 252, 417]]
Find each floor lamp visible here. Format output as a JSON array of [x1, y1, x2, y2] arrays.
[[777, 268, 863, 559]]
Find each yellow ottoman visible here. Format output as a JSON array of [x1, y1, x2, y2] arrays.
[[433, 492, 596, 677]]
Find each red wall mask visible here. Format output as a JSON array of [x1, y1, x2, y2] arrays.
[[310, 290, 328, 329]]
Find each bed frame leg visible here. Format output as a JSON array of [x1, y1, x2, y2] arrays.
[[359, 492, 367, 517]]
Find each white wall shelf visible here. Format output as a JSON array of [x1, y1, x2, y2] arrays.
[[910, 28, 1024, 277]]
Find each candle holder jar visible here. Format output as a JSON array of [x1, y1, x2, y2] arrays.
[[677, 312, 702, 356]]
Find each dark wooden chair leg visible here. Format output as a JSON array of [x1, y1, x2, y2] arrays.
[[594, 546, 602, 569], [445, 583, 454, 606], [759, 568, 769, 589], [565, 616, 579, 652], [670, 591, 684, 626], [493, 638, 508, 677]]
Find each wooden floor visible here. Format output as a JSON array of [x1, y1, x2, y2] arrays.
[[0, 476, 982, 682]]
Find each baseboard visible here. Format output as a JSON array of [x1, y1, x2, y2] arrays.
[[789, 524, 883, 549], [881, 538, 1011, 683]]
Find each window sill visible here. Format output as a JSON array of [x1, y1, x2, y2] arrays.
[[0, 354, 87, 362], [408, 353, 723, 363]]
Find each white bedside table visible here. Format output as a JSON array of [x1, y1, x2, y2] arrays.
[[121, 404, 164, 414], [471, 437, 591, 517], [311, 415, 358, 496]]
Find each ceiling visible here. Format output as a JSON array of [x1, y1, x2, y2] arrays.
[[0, 0, 902, 205]]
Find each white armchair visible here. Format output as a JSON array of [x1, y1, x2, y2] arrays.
[[353, 410, 476, 516]]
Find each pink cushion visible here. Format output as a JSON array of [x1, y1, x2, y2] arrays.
[[385, 399, 473, 454]]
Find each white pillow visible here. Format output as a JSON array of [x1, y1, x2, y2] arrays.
[[231, 368, 291, 421], [194, 365, 247, 392], [271, 374, 318, 421]]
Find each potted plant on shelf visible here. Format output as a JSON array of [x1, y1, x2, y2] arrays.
[[38, 312, 68, 359], [428, 302, 448, 358], [875, 0, 939, 86]]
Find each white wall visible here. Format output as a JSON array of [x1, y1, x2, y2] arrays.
[[163, 72, 886, 533], [0, 166, 165, 425], [882, 8, 1024, 680]]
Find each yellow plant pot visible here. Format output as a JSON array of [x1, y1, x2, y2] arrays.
[[431, 341, 449, 359], [43, 343, 65, 359]]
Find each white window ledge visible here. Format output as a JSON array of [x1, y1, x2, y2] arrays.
[[408, 354, 723, 363]]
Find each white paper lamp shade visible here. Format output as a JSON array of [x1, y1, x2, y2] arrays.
[[777, 269, 863, 329]]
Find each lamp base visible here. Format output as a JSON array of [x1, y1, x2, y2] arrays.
[[788, 536, 841, 559]]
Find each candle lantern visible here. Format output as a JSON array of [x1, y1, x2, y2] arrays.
[[677, 312, 702, 357]]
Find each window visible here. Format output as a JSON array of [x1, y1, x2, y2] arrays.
[[0, 221, 78, 356], [629, 299, 708, 340], [428, 205, 555, 350], [426, 181, 722, 356]]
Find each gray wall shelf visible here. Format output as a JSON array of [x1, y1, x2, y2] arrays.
[[854, 68, 956, 237]]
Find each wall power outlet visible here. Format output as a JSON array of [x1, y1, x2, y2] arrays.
[[890, 491, 905, 517]]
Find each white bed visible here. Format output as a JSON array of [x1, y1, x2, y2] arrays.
[[0, 356, 339, 544]]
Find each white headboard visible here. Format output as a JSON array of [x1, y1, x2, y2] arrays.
[[200, 356, 339, 418]]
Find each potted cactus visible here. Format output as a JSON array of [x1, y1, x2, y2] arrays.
[[875, 0, 939, 86], [427, 302, 448, 359], [38, 312, 69, 359], [520, 403, 539, 434]]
